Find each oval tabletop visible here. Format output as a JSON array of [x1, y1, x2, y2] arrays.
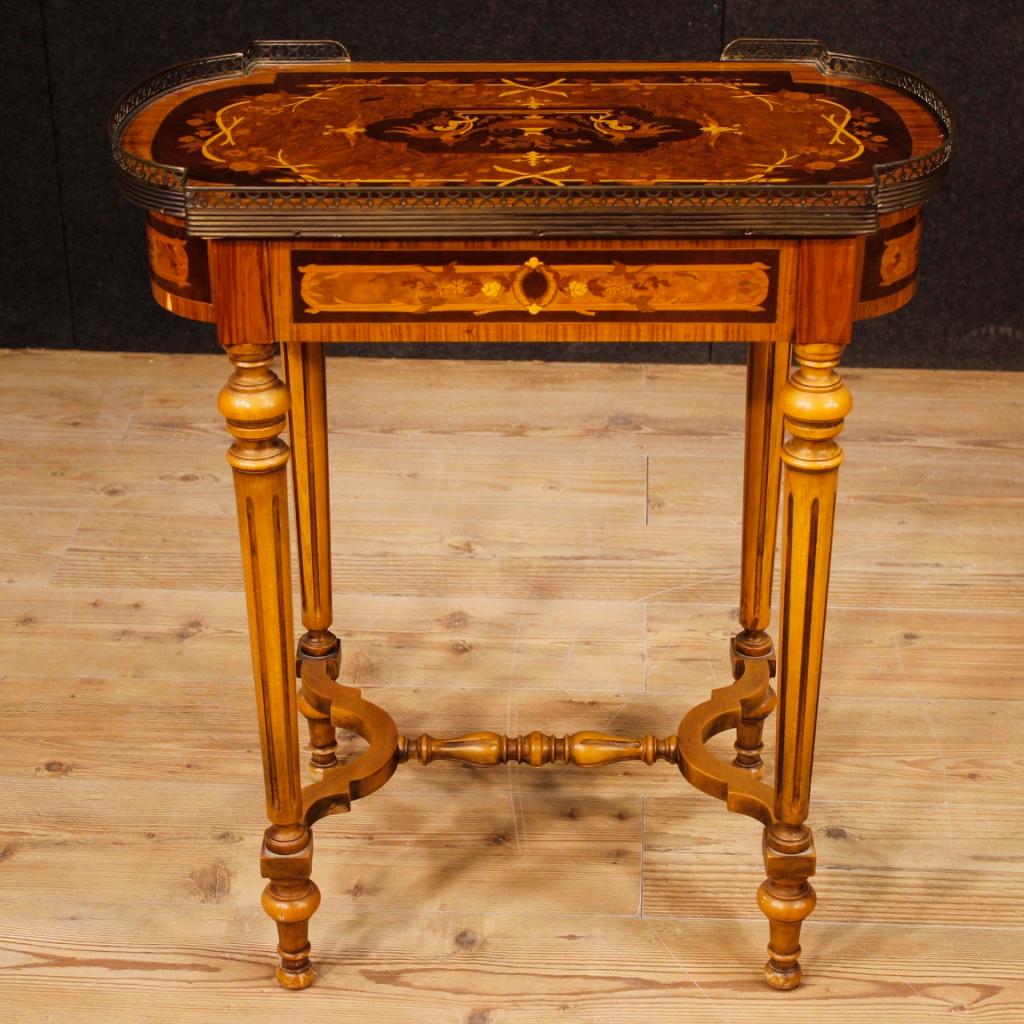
[[112, 39, 951, 238]]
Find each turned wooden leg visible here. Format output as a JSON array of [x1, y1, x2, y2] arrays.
[[759, 339, 851, 990], [219, 344, 320, 990], [733, 340, 790, 772], [282, 342, 341, 779]]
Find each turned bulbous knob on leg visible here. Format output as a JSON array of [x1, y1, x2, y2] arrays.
[[757, 876, 817, 989], [262, 879, 322, 989]]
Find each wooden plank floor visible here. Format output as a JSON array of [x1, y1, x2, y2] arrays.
[[1, 347, 1023, 1022]]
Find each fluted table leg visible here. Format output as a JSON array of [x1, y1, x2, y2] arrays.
[[282, 341, 341, 779], [759, 337, 851, 990], [219, 344, 320, 990], [733, 339, 790, 772]]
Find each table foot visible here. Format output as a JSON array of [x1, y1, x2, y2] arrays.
[[260, 827, 321, 990], [758, 875, 815, 989], [274, 960, 317, 991], [762, 955, 803, 991], [757, 824, 817, 991]]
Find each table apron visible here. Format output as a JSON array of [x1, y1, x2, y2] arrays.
[[211, 236, 805, 345]]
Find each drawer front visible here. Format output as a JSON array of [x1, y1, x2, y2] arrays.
[[290, 249, 781, 325]]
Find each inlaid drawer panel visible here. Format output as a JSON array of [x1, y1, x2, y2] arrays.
[[290, 249, 781, 325], [230, 238, 802, 344]]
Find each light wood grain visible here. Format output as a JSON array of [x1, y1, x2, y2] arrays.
[[5, 672, 1021, 808], [647, 602, 1024, 701], [0, 507, 82, 585], [9, 903, 1020, 1023], [0, 587, 646, 692], [0, 349, 1021, 1019], [49, 503, 1022, 611], [643, 794, 1024, 927], [123, 360, 1024, 456]]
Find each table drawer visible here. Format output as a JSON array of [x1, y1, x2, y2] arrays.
[[290, 248, 781, 324]]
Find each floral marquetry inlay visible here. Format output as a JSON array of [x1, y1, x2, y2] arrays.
[[879, 228, 921, 287], [150, 68, 914, 190], [147, 232, 189, 287], [859, 212, 921, 302], [292, 251, 779, 323], [115, 44, 951, 236]]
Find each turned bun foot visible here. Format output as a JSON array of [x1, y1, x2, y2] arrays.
[[763, 958, 802, 990], [275, 958, 317, 990], [261, 877, 321, 991], [757, 870, 816, 992]]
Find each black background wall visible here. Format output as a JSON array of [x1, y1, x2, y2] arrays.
[[2, 0, 1021, 368]]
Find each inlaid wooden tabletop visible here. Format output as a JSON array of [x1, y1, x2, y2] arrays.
[[112, 39, 951, 237]]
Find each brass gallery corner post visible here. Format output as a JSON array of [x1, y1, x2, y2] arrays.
[[112, 37, 951, 990]]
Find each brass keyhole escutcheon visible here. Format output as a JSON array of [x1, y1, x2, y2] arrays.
[[511, 257, 558, 314], [520, 268, 549, 301]]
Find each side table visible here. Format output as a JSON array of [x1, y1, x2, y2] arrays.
[[111, 37, 951, 990]]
